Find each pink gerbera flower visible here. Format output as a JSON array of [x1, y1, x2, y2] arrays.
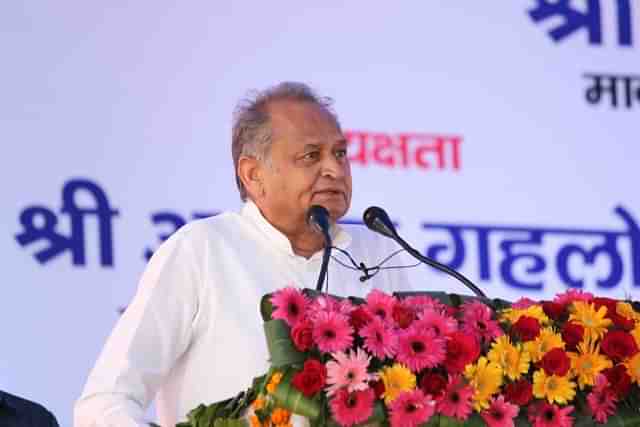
[[360, 316, 398, 359], [389, 389, 436, 427], [326, 348, 374, 396], [364, 289, 397, 322], [396, 326, 446, 372], [511, 297, 537, 309], [553, 289, 593, 306], [480, 395, 519, 427], [330, 388, 375, 427], [270, 287, 309, 327], [436, 374, 474, 421], [312, 310, 354, 353], [587, 374, 617, 423], [414, 308, 457, 337], [460, 301, 503, 343], [308, 294, 354, 319], [403, 295, 447, 315], [528, 403, 574, 427]]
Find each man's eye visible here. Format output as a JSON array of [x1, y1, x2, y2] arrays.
[[335, 149, 348, 159], [302, 152, 319, 161]]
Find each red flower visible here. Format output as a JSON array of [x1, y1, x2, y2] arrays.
[[504, 379, 533, 406], [392, 303, 416, 329], [349, 306, 373, 331], [419, 372, 447, 398], [370, 379, 385, 399], [291, 359, 327, 397], [540, 348, 570, 376], [611, 313, 635, 330], [603, 364, 632, 398], [444, 332, 480, 374], [593, 297, 617, 315], [291, 319, 314, 352], [542, 301, 566, 320], [561, 322, 584, 352], [594, 298, 635, 330], [512, 316, 541, 342], [444, 305, 458, 318], [601, 330, 639, 362]]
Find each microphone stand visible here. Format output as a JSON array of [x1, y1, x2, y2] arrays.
[[306, 205, 333, 293], [316, 230, 332, 292]]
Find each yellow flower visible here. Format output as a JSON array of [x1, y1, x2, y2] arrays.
[[524, 327, 564, 362], [532, 369, 576, 404], [500, 305, 550, 325], [464, 356, 503, 411], [271, 408, 291, 425], [625, 353, 640, 383], [569, 301, 612, 342], [379, 363, 416, 404], [616, 302, 640, 322], [266, 371, 284, 394], [568, 338, 612, 389], [632, 324, 640, 349], [252, 396, 266, 410], [487, 335, 530, 381]]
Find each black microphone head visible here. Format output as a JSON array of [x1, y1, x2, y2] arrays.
[[306, 204, 331, 235], [363, 206, 398, 239]]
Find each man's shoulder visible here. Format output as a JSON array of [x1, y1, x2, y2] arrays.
[[173, 210, 244, 242]]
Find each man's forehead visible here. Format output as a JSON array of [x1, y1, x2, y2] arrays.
[[268, 100, 340, 137]]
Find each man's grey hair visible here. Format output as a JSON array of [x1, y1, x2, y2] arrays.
[[232, 81, 340, 201]]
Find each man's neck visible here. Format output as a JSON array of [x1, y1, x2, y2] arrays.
[[288, 228, 326, 258]]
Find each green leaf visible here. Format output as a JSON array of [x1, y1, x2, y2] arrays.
[[263, 319, 306, 367], [271, 371, 321, 420], [260, 293, 274, 321]]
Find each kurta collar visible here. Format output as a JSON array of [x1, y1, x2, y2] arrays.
[[241, 200, 352, 258]]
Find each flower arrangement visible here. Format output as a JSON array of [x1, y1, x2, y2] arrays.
[[177, 288, 640, 427]]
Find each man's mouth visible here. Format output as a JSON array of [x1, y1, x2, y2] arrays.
[[314, 190, 344, 197]]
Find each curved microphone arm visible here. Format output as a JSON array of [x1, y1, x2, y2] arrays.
[[363, 206, 487, 299]]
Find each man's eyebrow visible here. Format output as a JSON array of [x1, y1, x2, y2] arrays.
[[301, 143, 321, 151]]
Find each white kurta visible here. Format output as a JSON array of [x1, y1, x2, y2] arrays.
[[74, 201, 416, 426]]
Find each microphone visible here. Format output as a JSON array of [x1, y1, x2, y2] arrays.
[[363, 206, 487, 299], [306, 205, 333, 292]]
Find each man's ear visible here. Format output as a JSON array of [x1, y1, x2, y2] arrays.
[[238, 156, 264, 200]]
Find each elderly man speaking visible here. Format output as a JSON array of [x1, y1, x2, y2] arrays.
[[75, 82, 416, 426]]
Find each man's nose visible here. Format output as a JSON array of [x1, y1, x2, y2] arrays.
[[320, 155, 347, 179]]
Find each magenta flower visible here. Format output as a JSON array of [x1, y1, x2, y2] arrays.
[[325, 348, 373, 396], [511, 297, 537, 309], [312, 310, 353, 353], [553, 289, 593, 306], [480, 395, 519, 427], [270, 287, 309, 327], [396, 326, 446, 372], [364, 289, 397, 322], [308, 294, 354, 319], [587, 374, 617, 423], [389, 389, 436, 427], [329, 388, 375, 427], [360, 317, 398, 359], [436, 374, 474, 421], [460, 301, 503, 343], [403, 295, 447, 315], [528, 403, 574, 427], [414, 308, 457, 337]]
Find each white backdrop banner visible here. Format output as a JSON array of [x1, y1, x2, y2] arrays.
[[1, 1, 638, 425]]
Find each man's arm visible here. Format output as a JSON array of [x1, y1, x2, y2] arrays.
[[74, 227, 202, 427]]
